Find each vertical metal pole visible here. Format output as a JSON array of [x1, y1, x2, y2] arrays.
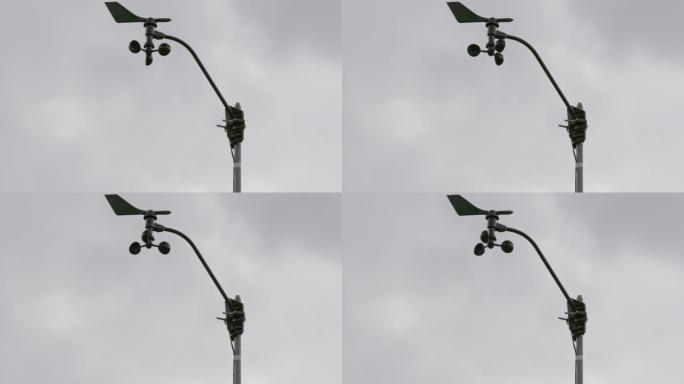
[[575, 144, 583, 193], [233, 295, 241, 384], [233, 144, 241, 193], [575, 295, 583, 384]]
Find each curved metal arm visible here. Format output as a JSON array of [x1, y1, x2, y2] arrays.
[[502, 225, 572, 302], [496, 31, 571, 109], [154, 31, 229, 109], [160, 225, 230, 302]]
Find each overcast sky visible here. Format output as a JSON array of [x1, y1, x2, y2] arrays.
[[3, 0, 683, 193], [343, 0, 684, 192], [0, 193, 341, 384], [4, 0, 684, 382], [344, 193, 684, 383], [0, 0, 340, 192]]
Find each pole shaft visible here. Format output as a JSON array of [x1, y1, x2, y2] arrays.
[[575, 295, 583, 384], [233, 295, 242, 384], [233, 144, 241, 193], [575, 144, 583, 193]]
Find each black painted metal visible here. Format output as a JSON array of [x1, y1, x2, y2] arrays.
[[153, 33, 246, 150], [156, 32, 229, 109], [449, 3, 588, 192], [447, 194, 513, 216], [105, 193, 245, 383], [447, 194, 487, 215], [105, 2, 146, 23], [105, 3, 246, 191], [447, 2, 487, 23], [105, 194, 170, 216], [565, 104, 587, 148], [447, 2, 512, 24], [105, 2, 170, 23], [105, 195, 231, 301], [502, 226, 572, 302], [160, 226, 231, 302], [449, 194, 587, 382], [448, 195, 572, 301], [495, 32, 571, 109]]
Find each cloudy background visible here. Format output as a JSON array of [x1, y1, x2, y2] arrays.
[[344, 193, 684, 383], [0, 0, 340, 192], [0, 193, 340, 383], [343, 0, 684, 192]]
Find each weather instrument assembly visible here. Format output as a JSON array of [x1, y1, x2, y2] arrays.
[[446, 1, 512, 66], [447, 194, 587, 384], [104, 1, 171, 66], [447, 2, 588, 193], [105, 2, 246, 192], [105, 194, 245, 384]]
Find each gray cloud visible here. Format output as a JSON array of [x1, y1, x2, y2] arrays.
[[343, 193, 684, 384], [0, 0, 340, 192], [568, 0, 684, 60], [230, 0, 340, 57], [0, 193, 340, 384]]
